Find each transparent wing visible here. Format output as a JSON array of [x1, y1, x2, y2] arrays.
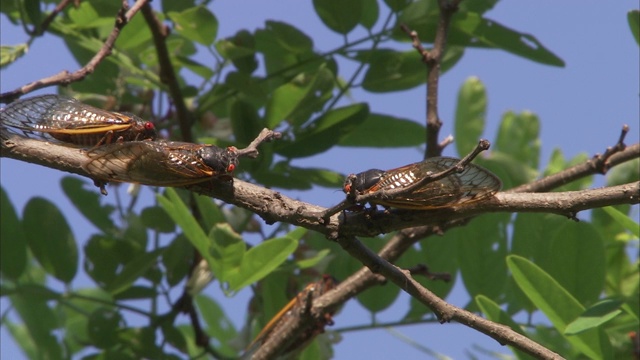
[[371, 157, 502, 209], [84, 141, 214, 186]]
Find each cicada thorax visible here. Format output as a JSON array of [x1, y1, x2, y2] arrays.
[[343, 168, 386, 195], [0, 94, 157, 147], [248, 275, 338, 354], [83, 140, 238, 187], [345, 157, 502, 210]]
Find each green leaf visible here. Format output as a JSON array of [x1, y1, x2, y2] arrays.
[[84, 235, 135, 286], [286, 165, 345, 188], [507, 255, 612, 359], [116, 11, 152, 50], [140, 206, 176, 233], [162, 235, 192, 287], [397, 9, 564, 66], [209, 224, 245, 283], [0, 187, 27, 279], [255, 21, 314, 74], [543, 149, 592, 191], [601, 206, 640, 238], [296, 249, 331, 269], [455, 77, 487, 156], [384, 0, 412, 12], [161, 321, 187, 353], [225, 71, 268, 103], [88, 308, 123, 349], [265, 65, 335, 128], [105, 247, 167, 295], [23, 197, 78, 283], [195, 295, 238, 357], [10, 292, 63, 360], [607, 158, 640, 187], [58, 288, 113, 354], [216, 30, 258, 73], [228, 236, 297, 291], [361, 50, 426, 92], [61, 177, 116, 234], [168, 6, 218, 46], [628, 10, 640, 46], [24, 0, 42, 30], [401, 232, 457, 320], [339, 113, 425, 147], [275, 103, 369, 158], [358, 281, 400, 313], [455, 214, 509, 304], [266, 75, 318, 128], [360, 0, 379, 29], [480, 151, 538, 189], [0, 43, 29, 68], [175, 55, 216, 79], [313, 0, 362, 34], [230, 99, 264, 147], [476, 295, 538, 360], [157, 188, 219, 276], [194, 194, 226, 231], [564, 299, 624, 335], [547, 222, 605, 305], [495, 111, 541, 169]]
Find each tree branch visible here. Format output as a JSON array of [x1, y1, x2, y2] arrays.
[[0, 0, 151, 102], [140, 4, 193, 142], [401, 0, 461, 158], [2, 134, 638, 237]]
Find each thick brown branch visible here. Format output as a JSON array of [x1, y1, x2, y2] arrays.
[[2, 135, 638, 238], [0, 0, 150, 102]]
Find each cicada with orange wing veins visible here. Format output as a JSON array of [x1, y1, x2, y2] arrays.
[[83, 140, 238, 194], [247, 275, 338, 355], [343, 157, 502, 210], [0, 94, 157, 147]]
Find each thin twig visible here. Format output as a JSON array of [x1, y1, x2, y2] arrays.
[[140, 4, 193, 142], [233, 128, 282, 159], [0, 0, 150, 102], [511, 126, 636, 193]]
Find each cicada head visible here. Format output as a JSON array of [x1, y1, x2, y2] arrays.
[[139, 120, 157, 140], [343, 169, 386, 196], [198, 146, 238, 178]]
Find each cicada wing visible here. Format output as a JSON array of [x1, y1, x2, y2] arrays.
[[84, 141, 215, 186], [1, 95, 140, 146], [1, 95, 63, 139], [371, 157, 502, 209]]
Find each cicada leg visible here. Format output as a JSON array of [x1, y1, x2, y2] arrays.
[[87, 130, 116, 151], [92, 179, 109, 196]]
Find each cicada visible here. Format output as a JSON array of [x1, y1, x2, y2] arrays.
[[0, 94, 157, 147], [343, 157, 502, 209], [83, 140, 238, 188], [247, 275, 337, 354]]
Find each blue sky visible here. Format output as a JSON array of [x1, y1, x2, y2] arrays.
[[1, 1, 638, 359]]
